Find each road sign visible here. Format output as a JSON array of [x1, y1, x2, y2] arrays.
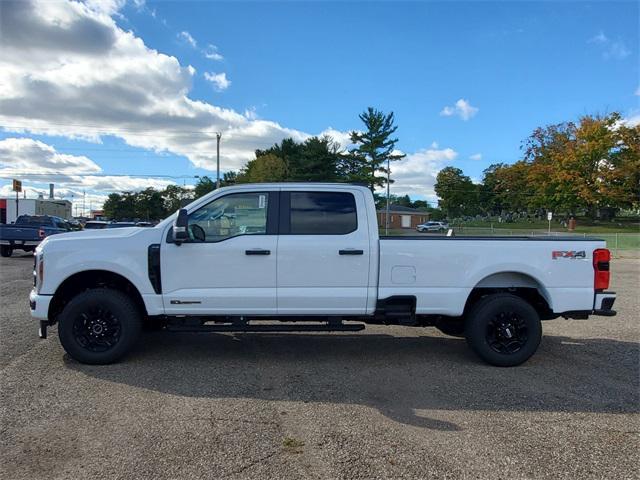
[[547, 212, 553, 221], [12, 179, 22, 192]]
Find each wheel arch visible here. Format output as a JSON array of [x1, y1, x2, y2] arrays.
[[464, 271, 554, 320], [48, 270, 147, 322]]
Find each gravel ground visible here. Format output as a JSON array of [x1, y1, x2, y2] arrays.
[[1, 253, 638, 479]]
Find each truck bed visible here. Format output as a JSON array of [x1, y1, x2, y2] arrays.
[[378, 235, 605, 316], [0, 224, 42, 242]]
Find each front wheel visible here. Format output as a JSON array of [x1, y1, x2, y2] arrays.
[[465, 293, 541, 367], [0, 246, 12, 257], [58, 289, 142, 364]]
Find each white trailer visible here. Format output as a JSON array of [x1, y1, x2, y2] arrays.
[[3, 198, 72, 223]]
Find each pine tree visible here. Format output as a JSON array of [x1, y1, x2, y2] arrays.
[[347, 107, 405, 191]]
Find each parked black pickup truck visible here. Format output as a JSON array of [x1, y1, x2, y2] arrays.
[[0, 215, 72, 257]]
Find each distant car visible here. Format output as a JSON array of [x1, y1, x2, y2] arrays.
[[416, 221, 449, 233], [83, 221, 109, 230]]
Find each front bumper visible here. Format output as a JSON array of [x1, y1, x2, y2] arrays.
[[29, 289, 52, 321]]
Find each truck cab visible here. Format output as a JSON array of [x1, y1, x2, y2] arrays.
[[30, 183, 616, 367]]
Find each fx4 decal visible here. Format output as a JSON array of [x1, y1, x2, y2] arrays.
[[552, 250, 586, 260]]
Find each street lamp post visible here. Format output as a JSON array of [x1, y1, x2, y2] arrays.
[[385, 157, 390, 235], [215, 132, 222, 189]]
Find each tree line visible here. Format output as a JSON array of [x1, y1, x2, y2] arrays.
[[435, 112, 639, 219], [103, 110, 638, 221]]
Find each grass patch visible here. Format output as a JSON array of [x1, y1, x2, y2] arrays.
[[454, 219, 639, 234], [282, 437, 305, 454]]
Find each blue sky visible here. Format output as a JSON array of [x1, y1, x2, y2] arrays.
[[0, 0, 638, 209]]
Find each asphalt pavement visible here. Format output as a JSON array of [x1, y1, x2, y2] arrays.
[[1, 253, 638, 479]]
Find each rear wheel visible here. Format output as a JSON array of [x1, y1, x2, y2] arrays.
[[465, 293, 541, 367], [58, 289, 142, 364], [0, 246, 12, 257]]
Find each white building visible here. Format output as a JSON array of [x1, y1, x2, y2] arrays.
[[1, 198, 72, 224]]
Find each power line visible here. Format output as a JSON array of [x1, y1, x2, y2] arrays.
[[2, 123, 227, 137], [0, 172, 200, 179]]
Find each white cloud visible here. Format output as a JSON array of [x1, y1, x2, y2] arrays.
[[84, 0, 127, 15], [389, 146, 458, 199], [318, 127, 353, 150], [469, 153, 482, 161], [177, 30, 197, 48], [588, 31, 631, 60], [440, 99, 479, 121], [0, 137, 175, 210], [620, 113, 640, 127], [243, 107, 258, 120], [0, 137, 101, 175], [0, 0, 317, 171], [0, 0, 452, 200], [204, 72, 231, 91], [203, 44, 224, 61]]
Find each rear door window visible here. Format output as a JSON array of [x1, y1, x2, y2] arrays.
[[288, 192, 357, 235]]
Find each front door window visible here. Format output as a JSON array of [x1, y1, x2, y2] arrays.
[[188, 192, 269, 242]]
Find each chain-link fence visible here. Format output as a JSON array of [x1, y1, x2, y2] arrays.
[[450, 227, 640, 258]]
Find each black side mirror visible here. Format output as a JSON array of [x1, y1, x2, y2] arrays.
[[173, 209, 189, 245]]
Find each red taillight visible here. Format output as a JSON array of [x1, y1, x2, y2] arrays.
[[38, 228, 45, 239], [593, 248, 610, 291]]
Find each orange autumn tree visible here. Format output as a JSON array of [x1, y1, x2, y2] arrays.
[[523, 113, 639, 218]]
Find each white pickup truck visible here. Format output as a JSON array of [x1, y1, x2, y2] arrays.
[[30, 183, 616, 366]]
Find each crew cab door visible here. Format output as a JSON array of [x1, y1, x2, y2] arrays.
[[161, 190, 278, 315], [276, 189, 371, 315]]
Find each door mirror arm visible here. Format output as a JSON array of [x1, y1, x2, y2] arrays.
[[172, 209, 189, 245]]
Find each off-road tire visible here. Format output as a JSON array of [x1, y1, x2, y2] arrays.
[[465, 293, 542, 367], [0, 246, 12, 257], [58, 288, 142, 364]]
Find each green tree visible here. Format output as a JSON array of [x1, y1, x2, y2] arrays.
[[162, 185, 194, 213], [194, 176, 216, 198], [255, 136, 343, 182], [221, 171, 238, 186], [291, 136, 342, 181], [135, 187, 166, 221], [238, 153, 288, 183], [348, 107, 405, 191], [434, 167, 478, 217], [480, 162, 531, 214], [102, 192, 137, 220]]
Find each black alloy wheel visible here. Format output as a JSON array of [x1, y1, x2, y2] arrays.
[[465, 293, 542, 367]]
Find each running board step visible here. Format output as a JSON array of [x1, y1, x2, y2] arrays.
[[166, 323, 366, 333]]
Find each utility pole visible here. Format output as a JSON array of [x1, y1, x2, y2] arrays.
[[385, 157, 390, 235], [215, 132, 222, 189]]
